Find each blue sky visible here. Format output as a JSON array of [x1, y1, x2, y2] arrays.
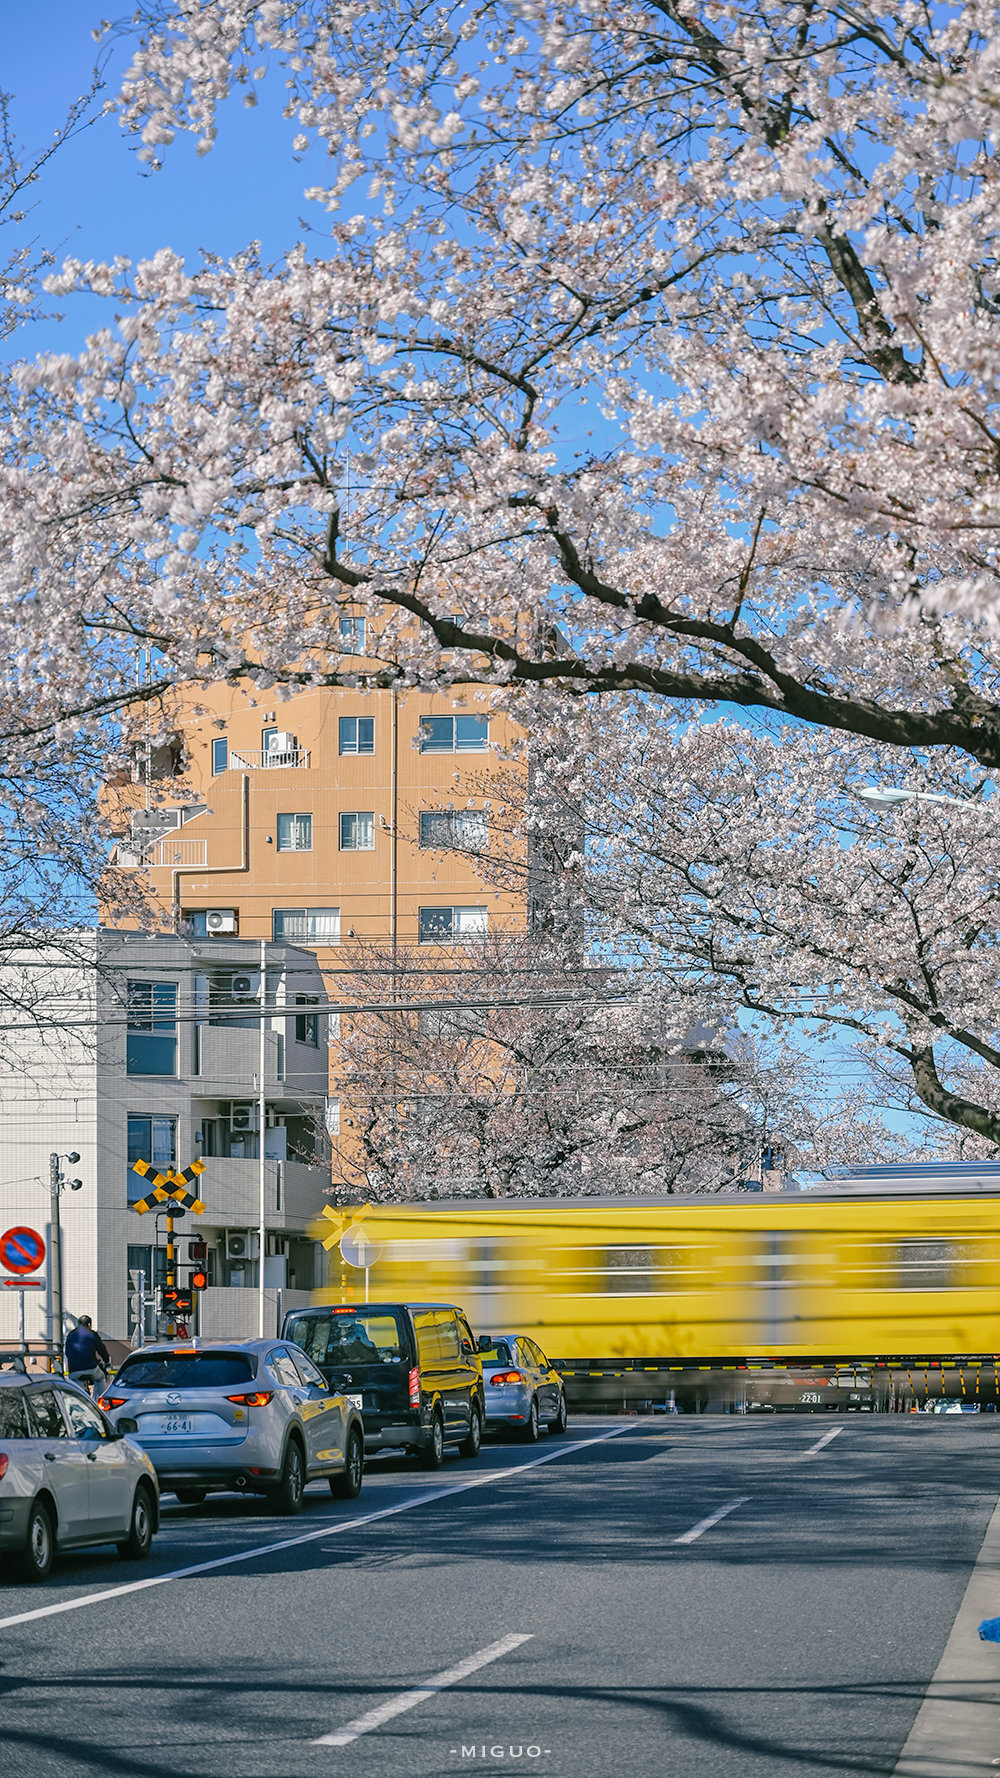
[[4, 3, 325, 359]]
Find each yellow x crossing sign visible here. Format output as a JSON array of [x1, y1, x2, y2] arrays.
[[131, 1157, 207, 1217]]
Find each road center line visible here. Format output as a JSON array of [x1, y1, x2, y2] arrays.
[[801, 1427, 844, 1457], [673, 1496, 749, 1544], [313, 1632, 534, 1747], [0, 1425, 626, 1634]]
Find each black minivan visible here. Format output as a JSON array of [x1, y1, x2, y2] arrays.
[[283, 1302, 485, 1467]]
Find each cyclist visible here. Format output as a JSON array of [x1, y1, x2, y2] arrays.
[[65, 1315, 110, 1396]]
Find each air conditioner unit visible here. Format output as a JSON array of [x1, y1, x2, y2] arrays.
[[267, 731, 296, 753], [230, 1102, 259, 1133], [205, 909, 237, 934], [226, 1231, 259, 1261], [230, 970, 260, 997]]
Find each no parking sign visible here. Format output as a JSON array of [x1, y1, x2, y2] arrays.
[[0, 1226, 45, 1275]]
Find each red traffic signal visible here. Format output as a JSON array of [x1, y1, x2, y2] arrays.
[[190, 1269, 208, 1292]]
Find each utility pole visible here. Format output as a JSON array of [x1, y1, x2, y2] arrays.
[[258, 937, 267, 1338], [48, 1150, 81, 1373]]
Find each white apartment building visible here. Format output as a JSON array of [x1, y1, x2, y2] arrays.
[[0, 930, 331, 1349]]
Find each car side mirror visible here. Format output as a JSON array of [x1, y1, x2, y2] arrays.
[[117, 1417, 139, 1435], [477, 1335, 491, 1351], [460, 1340, 473, 1355]]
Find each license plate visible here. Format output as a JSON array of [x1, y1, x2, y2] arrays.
[[159, 1415, 194, 1435], [346, 1394, 363, 1411]]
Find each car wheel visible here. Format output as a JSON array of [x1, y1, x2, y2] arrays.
[[331, 1427, 364, 1500], [419, 1410, 445, 1469], [547, 1391, 568, 1435], [521, 1396, 540, 1443], [174, 1488, 207, 1505], [117, 1484, 155, 1561], [18, 1499, 54, 1583], [270, 1439, 305, 1515], [458, 1403, 482, 1459]]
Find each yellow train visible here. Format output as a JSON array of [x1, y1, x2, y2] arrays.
[[312, 1182, 1000, 1389]]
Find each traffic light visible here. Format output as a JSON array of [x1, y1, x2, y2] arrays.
[[189, 1240, 207, 1262], [162, 1285, 193, 1315], [190, 1269, 208, 1292]]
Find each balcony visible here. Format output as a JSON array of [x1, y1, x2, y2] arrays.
[[114, 836, 208, 869], [229, 748, 310, 770], [195, 1025, 285, 1091], [187, 1156, 327, 1227]]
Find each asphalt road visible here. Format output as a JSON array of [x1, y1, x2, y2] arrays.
[[0, 1416, 998, 1778]]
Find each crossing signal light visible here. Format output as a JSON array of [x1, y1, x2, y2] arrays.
[[163, 1285, 193, 1315], [190, 1270, 208, 1292], [189, 1240, 207, 1261]]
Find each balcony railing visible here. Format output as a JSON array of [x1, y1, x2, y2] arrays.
[[229, 748, 311, 770], [114, 836, 208, 869]]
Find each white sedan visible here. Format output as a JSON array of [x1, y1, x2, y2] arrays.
[[0, 1374, 159, 1582]]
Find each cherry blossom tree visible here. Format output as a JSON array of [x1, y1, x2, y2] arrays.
[[512, 694, 1000, 1148], [322, 929, 937, 1199], [4, 4, 1000, 767]]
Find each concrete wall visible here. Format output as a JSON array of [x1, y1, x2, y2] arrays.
[[197, 1285, 313, 1340]]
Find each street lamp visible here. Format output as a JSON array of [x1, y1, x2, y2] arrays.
[[856, 785, 984, 811], [48, 1151, 82, 1373]]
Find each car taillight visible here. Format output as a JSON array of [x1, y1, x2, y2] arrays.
[[225, 1392, 274, 1407], [489, 1370, 525, 1386], [408, 1366, 420, 1406], [99, 1396, 127, 1410], [0, 1453, 7, 1480]]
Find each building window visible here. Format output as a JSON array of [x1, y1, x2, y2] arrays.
[[339, 716, 374, 755], [340, 811, 375, 851], [126, 980, 178, 1076], [295, 995, 320, 1046], [419, 715, 489, 754], [325, 1096, 341, 1135], [276, 812, 312, 852], [419, 809, 488, 852], [212, 737, 228, 774], [418, 906, 488, 944], [127, 1115, 176, 1203], [339, 615, 366, 653], [272, 907, 340, 944]]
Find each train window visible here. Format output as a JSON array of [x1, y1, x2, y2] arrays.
[[604, 1247, 657, 1293], [892, 1240, 971, 1289]]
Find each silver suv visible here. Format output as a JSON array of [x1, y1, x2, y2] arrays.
[[100, 1338, 364, 1512]]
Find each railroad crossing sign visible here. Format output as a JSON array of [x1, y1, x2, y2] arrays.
[[340, 1225, 383, 1269], [131, 1158, 207, 1217], [0, 1226, 45, 1275]]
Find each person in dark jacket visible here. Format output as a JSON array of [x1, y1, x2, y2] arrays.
[[65, 1316, 110, 1395]]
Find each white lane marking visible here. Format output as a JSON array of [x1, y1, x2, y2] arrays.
[[673, 1496, 748, 1544], [313, 1632, 534, 1747], [0, 1426, 626, 1634], [802, 1427, 844, 1457]]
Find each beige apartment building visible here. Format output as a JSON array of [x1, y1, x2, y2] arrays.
[[108, 679, 527, 952], [105, 675, 530, 1200]]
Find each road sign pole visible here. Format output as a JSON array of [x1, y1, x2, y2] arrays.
[[49, 1154, 64, 1373]]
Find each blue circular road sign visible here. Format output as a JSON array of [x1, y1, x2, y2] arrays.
[[0, 1226, 46, 1275]]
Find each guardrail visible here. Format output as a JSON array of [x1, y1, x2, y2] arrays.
[[114, 836, 208, 869], [229, 748, 310, 770]]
